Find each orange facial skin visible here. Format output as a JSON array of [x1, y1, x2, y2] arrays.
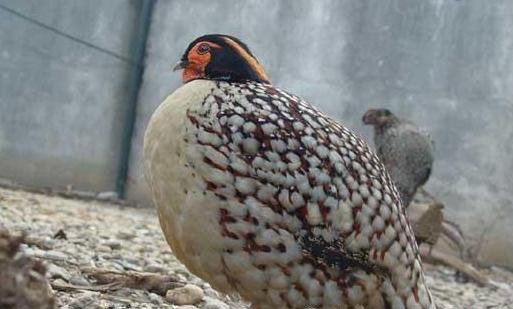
[[182, 41, 221, 83]]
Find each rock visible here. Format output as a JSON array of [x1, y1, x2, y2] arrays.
[[148, 292, 164, 305], [165, 284, 204, 305], [203, 286, 220, 298], [103, 240, 121, 250], [51, 278, 67, 286], [145, 262, 168, 273], [124, 257, 142, 265], [53, 229, 67, 240], [47, 263, 71, 281], [24, 247, 68, 262], [114, 259, 142, 271], [96, 191, 118, 201], [69, 275, 89, 286], [116, 231, 135, 240], [96, 245, 112, 253], [42, 250, 68, 262], [3, 187, 513, 309], [25, 235, 55, 249], [70, 190, 97, 199], [203, 296, 230, 309], [69, 291, 99, 309]]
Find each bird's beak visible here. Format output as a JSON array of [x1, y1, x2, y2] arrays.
[[172, 60, 188, 72]]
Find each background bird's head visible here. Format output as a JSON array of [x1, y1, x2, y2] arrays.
[[173, 34, 271, 84], [362, 108, 399, 128]]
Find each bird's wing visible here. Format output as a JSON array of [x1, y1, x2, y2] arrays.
[[186, 81, 420, 280]]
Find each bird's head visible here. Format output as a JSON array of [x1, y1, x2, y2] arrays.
[[362, 108, 398, 127], [173, 34, 271, 84]]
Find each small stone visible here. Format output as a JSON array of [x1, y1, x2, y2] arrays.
[[42, 250, 68, 261], [203, 286, 220, 298], [145, 263, 168, 273], [96, 245, 112, 253], [71, 190, 97, 199], [26, 236, 55, 249], [165, 284, 204, 305], [96, 191, 118, 200], [69, 291, 99, 309], [47, 263, 71, 281], [116, 231, 135, 240], [124, 257, 142, 265], [52, 278, 67, 286], [148, 292, 164, 305], [203, 296, 230, 309], [69, 275, 89, 286], [114, 259, 142, 271], [53, 229, 67, 240], [103, 239, 121, 250]]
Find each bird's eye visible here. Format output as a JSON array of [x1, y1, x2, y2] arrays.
[[197, 43, 210, 55]]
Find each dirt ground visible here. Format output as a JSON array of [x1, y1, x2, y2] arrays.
[[0, 187, 512, 309]]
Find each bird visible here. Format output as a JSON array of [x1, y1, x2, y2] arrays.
[[362, 109, 434, 208], [411, 203, 444, 254], [144, 34, 436, 309]]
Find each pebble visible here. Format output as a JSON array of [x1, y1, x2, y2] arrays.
[[145, 262, 169, 273], [52, 278, 68, 286], [69, 291, 100, 309], [43, 250, 68, 261], [148, 292, 164, 305], [203, 296, 230, 309], [203, 286, 220, 298], [69, 275, 89, 286], [47, 263, 71, 281], [116, 231, 135, 240], [71, 190, 97, 199], [1, 187, 512, 309], [25, 247, 69, 262], [166, 284, 204, 305], [103, 239, 122, 250], [96, 244, 112, 253], [96, 191, 118, 201], [114, 259, 142, 271]]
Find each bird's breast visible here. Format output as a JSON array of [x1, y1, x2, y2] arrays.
[[143, 80, 237, 291]]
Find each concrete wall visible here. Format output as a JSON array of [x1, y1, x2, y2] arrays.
[[0, 0, 142, 191], [127, 0, 513, 265], [0, 0, 511, 266]]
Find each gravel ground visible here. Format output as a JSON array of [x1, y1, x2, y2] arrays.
[[0, 187, 512, 309]]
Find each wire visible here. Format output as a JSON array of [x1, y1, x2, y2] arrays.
[[0, 3, 139, 66]]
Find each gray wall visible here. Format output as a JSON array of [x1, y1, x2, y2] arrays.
[[0, 0, 142, 191], [0, 0, 512, 266], [127, 0, 513, 265]]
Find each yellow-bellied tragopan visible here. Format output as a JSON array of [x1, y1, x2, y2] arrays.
[[144, 34, 436, 309]]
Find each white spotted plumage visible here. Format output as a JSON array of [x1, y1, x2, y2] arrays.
[[144, 79, 436, 309]]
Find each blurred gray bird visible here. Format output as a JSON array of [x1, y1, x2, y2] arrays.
[[363, 108, 434, 207]]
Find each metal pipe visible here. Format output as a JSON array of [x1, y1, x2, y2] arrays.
[[115, 0, 156, 198]]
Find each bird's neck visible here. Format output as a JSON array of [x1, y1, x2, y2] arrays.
[[374, 117, 400, 135]]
